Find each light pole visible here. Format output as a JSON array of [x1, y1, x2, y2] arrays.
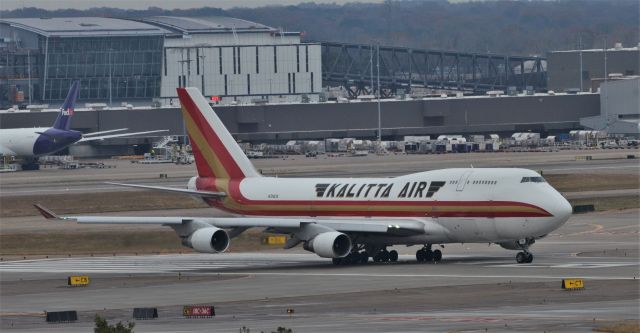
[[603, 36, 609, 130], [27, 49, 32, 104], [199, 50, 206, 95], [369, 44, 374, 95], [177, 52, 190, 145], [578, 35, 583, 92], [376, 43, 381, 148], [108, 50, 113, 107]]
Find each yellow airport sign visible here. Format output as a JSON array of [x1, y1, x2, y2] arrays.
[[262, 235, 287, 245], [68, 275, 90, 287], [562, 278, 584, 290]]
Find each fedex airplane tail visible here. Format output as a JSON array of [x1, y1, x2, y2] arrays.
[[52, 80, 80, 130], [176, 87, 260, 180]]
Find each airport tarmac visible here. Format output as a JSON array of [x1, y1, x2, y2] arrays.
[[0, 209, 638, 332], [0, 149, 638, 332]]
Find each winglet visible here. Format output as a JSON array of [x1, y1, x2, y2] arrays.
[[33, 204, 59, 220]]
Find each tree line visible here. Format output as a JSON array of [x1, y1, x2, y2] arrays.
[[2, 0, 638, 56]]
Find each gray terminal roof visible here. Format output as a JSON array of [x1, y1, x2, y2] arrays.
[[0, 17, 170, 37], [139, 16, 275, 34]]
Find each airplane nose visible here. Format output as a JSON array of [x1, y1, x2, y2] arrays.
[[558, 196, 572, 219], [550, 193, 573, 225]]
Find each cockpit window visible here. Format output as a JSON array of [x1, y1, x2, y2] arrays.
[[521, 176, 546, 183]]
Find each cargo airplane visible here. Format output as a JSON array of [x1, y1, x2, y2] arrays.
[[36, 87, 572, 264], [0, 81, 166, 169]]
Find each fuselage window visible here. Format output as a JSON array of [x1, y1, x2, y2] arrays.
[[521, 176, 546, 183]]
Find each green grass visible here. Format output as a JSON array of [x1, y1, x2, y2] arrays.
[[545, 174, 639, 192]]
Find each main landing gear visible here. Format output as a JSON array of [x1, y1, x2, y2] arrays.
[[332, 251, 369, 265], [373, 249, 398, 263], [331, 246, 398, 265], [415, 244, 442, 263]]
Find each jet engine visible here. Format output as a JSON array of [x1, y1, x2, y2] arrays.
[[187, 227, 230, 253], [303, 232, 352, 258]]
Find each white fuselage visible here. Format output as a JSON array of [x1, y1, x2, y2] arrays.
[[190, 168, 572, 246], [0, 127, 48, 157]]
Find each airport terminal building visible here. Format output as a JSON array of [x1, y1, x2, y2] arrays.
[[0, 16, 321, 105], [547, 44, 640, 93], [1, 15, 638, 152]]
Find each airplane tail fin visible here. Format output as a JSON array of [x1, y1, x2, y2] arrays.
[[52, 80, 80, 130], [176, 87, 260, 179]]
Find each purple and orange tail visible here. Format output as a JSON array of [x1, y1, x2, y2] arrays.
[[53, 80, 80, 130], [177, 87, 260, 180]]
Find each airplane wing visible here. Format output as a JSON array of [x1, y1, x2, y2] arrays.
[[105, 182, 226, 199], [82, 128, 128, 137], [33, 204, 443, 236], [79, 130, 169, 142]]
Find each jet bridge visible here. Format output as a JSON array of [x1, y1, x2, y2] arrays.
[[321, 42, 547, 97]]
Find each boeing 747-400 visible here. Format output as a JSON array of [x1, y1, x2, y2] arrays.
[[36, 87, 572, 264]]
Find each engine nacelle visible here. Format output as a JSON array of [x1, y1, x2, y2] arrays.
[[187, 227, 230, 253], [498, 241, 520, 250], [303, 232, 352, 258], [498, 238, 536, 251]]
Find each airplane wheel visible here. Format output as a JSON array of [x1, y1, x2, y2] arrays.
[[424, 250, 434, 262], [360, 254, 369, 264], [416, 249, 425, 262], [344, 255, 354, 265], [332, 258, 342, 265], [379, 250, 390, 262], [516, 252, 526, 264], [389, 250, 398, 262], [352, 253, 363, 265], [433, 249, 442, 262], [525, 253, 533, 263]]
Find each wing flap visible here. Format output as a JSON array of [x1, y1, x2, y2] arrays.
[[79, 130, 168, 142], [82, 128, 128, 137]]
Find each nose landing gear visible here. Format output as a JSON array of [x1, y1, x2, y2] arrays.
[[516, 251, 533, 263], [515, 238, 535, 264]]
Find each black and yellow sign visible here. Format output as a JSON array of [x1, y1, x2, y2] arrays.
[[262, 235, 287, 245], [562, 279, 584, 290], [68, 275, 90, 287]]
